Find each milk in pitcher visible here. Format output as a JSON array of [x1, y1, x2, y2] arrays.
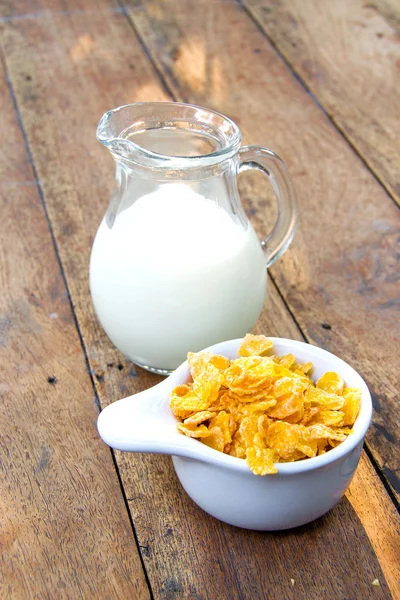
[[90, 183, 267, 371], [91, 102, 298, 373]]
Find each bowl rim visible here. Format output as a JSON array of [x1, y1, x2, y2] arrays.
[[169, 337, 373, 475]]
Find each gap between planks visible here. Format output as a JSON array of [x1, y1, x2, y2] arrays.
[[0, 45, 156, 600], [364, 444, 400, 511], [117, 2, 173, 99], [1, 0, 398, 211], [0, 7, 123, 23], [235, 0, 400, 212]]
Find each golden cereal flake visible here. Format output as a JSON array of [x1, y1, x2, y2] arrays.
[[292, 361, 313, 375], [246, 446, 278, 475], [276, 353, 296, 369], [235, 399, 277, 416], [170, 385, 210, 419], [266, 421, 317, 461], [177, 423, 212, 438], [268, 377, 308, 420], [341, 387, 361, 426], [202, 426, 225, 452], [316, 371, 345, 395], [306, 408, 345, 427], [183, 411, 215, 428], [192, 362, 224, 404], [225, 356, 274, 394], [305, 386, 345, 410], [209, 411, 232, 446], [307, 424, 347, 442], [188, 351, 230, 379], [238, 333, 274, 357]]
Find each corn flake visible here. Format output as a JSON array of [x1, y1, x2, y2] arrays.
[[169, 334, 361, 475], [341, 387, 361, 426], [202, 426, 224, 452], [225, 356, 274, 394], [239, 333, 274, 357], [192, 362, 224, 404], [188, 351, 230, 379], [183, 411, 215, 428], [306, 408, 345, 427], [209, 411, 232, 447], [316, 372, 345, 396], [170, 385, 210, 419], [266, 421, 318, 461], [235, 399, 277, 415], [305, 386, 345, 410], [276, 353, 296, 369], [177, 423, 212, 438], [246, 446, 278, 475]]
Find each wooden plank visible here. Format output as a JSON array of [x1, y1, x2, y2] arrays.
[[346, 453, 400, 598], [124, 0, 400, 502], [369, 0, 400, 34], [0, 0, 168, 376], [1, 0, 397, 598], [243, 0, 400, 206], [123, 452, 395, 600], [0, 58, 149, 599]]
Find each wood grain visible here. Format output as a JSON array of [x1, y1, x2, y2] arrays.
[[368, 0, 400, 34], [0, 54, 149, 599], [243, 0, 400, 206], [0, 0, 397, 598], [124, 0, 400, 502], [123, 453, 393, 600], [346, 453, 400, 598]]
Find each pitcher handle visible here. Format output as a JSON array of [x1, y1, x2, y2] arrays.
[[239, 146, 298, 267]]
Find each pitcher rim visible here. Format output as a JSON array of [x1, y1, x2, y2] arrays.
[[96, 102, 242, 169]]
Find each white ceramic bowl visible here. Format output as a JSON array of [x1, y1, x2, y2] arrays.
[[97, 338, 372, 530]]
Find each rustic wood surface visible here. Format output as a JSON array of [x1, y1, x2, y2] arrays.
[[0, 39, 149, 600], [368, 0, 400, 35], [0, 0, 399, 599], [243, 0, 400, 206]]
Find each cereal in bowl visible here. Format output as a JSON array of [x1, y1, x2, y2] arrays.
[[169, 334, 361, 475]]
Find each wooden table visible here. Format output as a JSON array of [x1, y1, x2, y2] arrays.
[[1, 1, 399, 598]]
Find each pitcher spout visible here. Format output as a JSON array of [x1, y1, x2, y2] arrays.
[[96, 102, 242, 170], [96, 105, 147, 166]]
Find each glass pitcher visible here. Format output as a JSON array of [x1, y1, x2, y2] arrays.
[[90, 102, 297, 374]]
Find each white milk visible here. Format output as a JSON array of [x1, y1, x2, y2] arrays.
[[90, 184, 267, 370]]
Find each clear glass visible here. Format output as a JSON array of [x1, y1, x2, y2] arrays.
[[90, 102, 298, 374]]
